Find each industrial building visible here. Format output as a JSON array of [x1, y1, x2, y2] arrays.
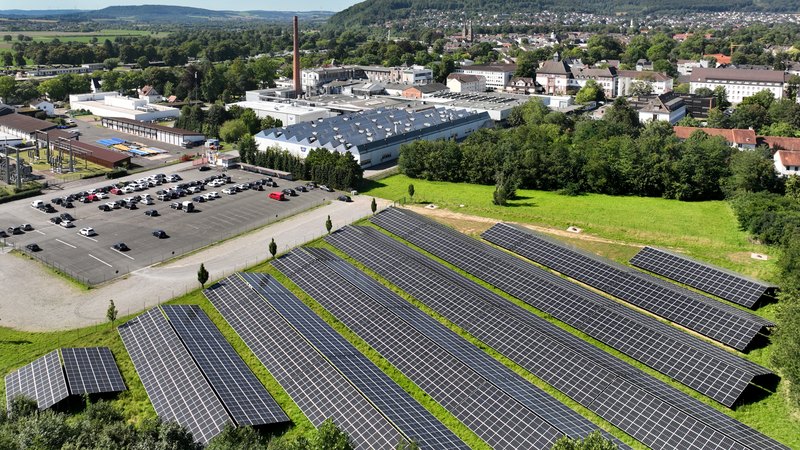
[[226, 101, 334, 126], [69, 92, 180, 121], [100, 117, 205, 147], [254, 107, 492, 168]]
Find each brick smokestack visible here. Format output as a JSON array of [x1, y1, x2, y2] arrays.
[[293, 16, 301, 97]]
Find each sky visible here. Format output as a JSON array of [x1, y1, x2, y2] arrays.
[[1, 0, 363, 12]]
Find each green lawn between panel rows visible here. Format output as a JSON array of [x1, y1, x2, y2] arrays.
[[0, 173, 796, 448]]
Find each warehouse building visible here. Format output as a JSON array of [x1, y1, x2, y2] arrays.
[[254, 107, 492, 168], [225, 101, 334, 126], [69, 92, 180, 121], [100, 117, 205, 147]]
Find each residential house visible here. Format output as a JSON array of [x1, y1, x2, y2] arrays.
[[689, 68, 787, 104], [617, 70, 673, 96], [536, 59, 572, 95], [630, 93, 686, 124], [570, 66, 617, 99], [446, 73, 486, 93], [29, 99, 55, 117], [138, 85, 162, 103], [673, 126, 758, 149], [773, 150, 800, 176], [703, 54, 732, 66], [505, 77, 539, 95]]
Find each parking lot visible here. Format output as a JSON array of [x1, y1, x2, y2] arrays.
[[0, 167, 345, 285]]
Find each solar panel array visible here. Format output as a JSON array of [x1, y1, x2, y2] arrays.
[[282, 246, 627, 448], [630, 246, 779, 309], [118, 308, 231, 444], [271, 250, 566, 450], [61, 347, 126, 395], [203, 275, 403, 450], [161, 305, 289, 427], [356, 210, 788, 450], [4, 350, 69, 411], [482, 223, 772, 350], [369, 208, 772, 408], [237, 272, 470, 450], [325, 226, 761, 450]]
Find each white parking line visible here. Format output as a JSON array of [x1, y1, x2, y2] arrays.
[[78, 233, 98, 242], [88, 253, 112, 267], [55, 239, 76, 249], [34, 230, 46, 235], [112, 248, 135, 260]]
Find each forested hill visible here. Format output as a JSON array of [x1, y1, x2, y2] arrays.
[[329, 0, 800, 27], [0, 6, 333, 23]]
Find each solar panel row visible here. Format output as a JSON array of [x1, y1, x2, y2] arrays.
[[630, 246, 779, 309], [370, 208, 771, 407], [203, 275, 404, 450], [346, 215, 785, 449], [482, 223, 772, 351], [61, 347, 126, 395], [118, 308, 232, 444], [161, 305, 289, 427], [4, 350, 69, 411], [270, 251, 565, 450], [325, 226, 757, 450], [289, 246, 628, 448], [237, 271, 470, 450]]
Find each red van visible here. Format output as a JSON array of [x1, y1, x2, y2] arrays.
[[268, 191, 285, 201]]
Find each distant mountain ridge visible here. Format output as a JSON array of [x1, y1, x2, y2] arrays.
[[0, 5, 334, 22], [329, 0, 800, 27]]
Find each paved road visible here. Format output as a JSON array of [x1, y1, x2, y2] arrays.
[[1, 171, 392, 331]]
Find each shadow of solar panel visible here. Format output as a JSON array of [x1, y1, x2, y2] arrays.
[[238, 272, 470, 450], [372, 210, 771, 407], [61, 347, 125, 395], [118, 308, 230, 444], [630, 246, 778, 309], [4, 350, 68, 411], [293, 246, 626, 448], [482, 223, 772, 351], [161, 305, 289, 427], [269, 253, 565, 450], [203, 275, 403, 450]]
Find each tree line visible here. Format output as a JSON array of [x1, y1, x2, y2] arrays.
[[729, 179, 800, 409], [399, 98, 783, 203], [238, 144, 363, 191]]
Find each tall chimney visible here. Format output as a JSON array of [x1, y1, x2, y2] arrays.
[[293, 16, 301, 98]]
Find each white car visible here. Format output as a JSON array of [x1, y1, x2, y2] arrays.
[[208, 191, 220, 198], [122, 186, 136, 194], [106, 201, 119, 209], [222, 188, 236, 195], [202, 193, 215, 201], [79, 227, 96, 236], [60, 220, 75, 228], [96, 192, 108, 199]]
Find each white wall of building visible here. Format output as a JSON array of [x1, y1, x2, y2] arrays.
[[690, 81, 784, 104], [226, 101, 333, 126], [774, 151, 800, 176]]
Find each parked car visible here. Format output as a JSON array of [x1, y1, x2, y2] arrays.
[[282, 188, 297, 197], [98, 204, 112, 212], [43, 204, 56, 213], [198, 165, 210, 172], [112, 242, 129, 252], [296, 185, 308, 193], [170, 202, 182, 210], [192, 196, 205, 203], [269, 191, 285, 201], [21, 223, 33, 231], [52, 197, 64, 205], [50, 217, 62, 225], [208, 191, 220, 199], [60, 213, 75, 222], [152, 229, 169, 239], [7, 226, 22, 235], [63, 201, 74, 209], [124, 202, 138, 210], [25, 243, 41, 252], [144, 209, 159, 217], [222, 188, 236, 195], [79, 227, 96, 236], [0, 230, 7, 238], [319, 185, 334, 192], [337, 195, 352, 203], [60, 220, 75, 228], [31, 200, 44, 208]]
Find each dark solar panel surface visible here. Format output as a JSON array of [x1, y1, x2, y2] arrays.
[[203, 275, 402, 450], [369, 208, 770, 408], [118, 308, 230, 444], [630, 246, 778, 309], [354, 209, 788, 450], [238, 272, 470, 450], [161, 305, 289, 427], [271, 252, 565, 450], [482, 223, 771, 350], [61, 347, 125, 395], [292, 246, 626, 447], [4, 350, 68, 411]]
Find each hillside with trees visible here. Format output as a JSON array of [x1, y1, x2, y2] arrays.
[[329, 0, 800, 27]]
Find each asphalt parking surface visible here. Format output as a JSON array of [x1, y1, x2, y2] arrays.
[[0, 167, 342, 285]]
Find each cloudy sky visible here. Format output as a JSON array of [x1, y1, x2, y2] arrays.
[[6, 0, 363, 12]]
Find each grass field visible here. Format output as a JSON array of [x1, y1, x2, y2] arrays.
[[0, 29, 167, 50]]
